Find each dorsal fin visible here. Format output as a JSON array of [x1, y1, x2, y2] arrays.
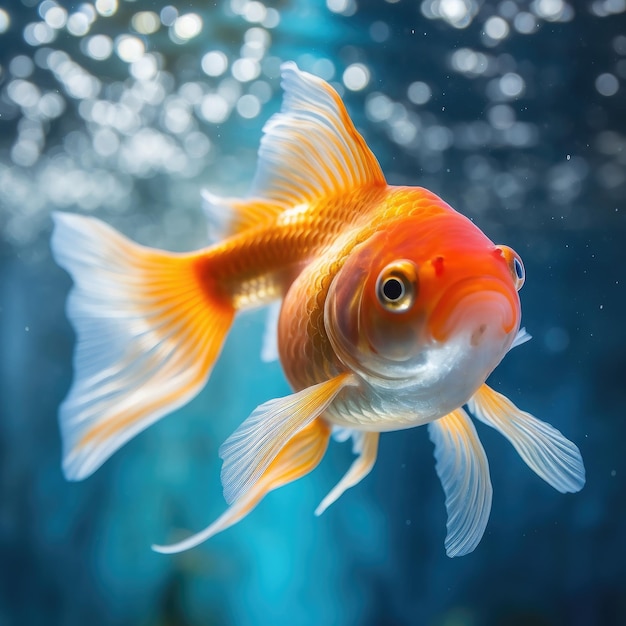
[[253, 62, 386, 205], [202, 190, 280, 243], [202, 62, 386, 240]]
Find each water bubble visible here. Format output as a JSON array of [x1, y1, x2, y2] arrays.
[[7, 80, 40, 108], [9, 56, 34, 79], [311, 58, 335, 80], [248, 80, 273, 103], [613, 35, 626, 55], [162, 100, 192, 134], [0, 9, 10, 34], [172, 13, 203, 42], [365, 93, 393, 122], [44, 6, 68, 30], [532, 0, 566, 21], [422, 0, 480, 29], [131, 55, 158, 81], [67, 12, 90, 37], [38, 92, 65, 119], [95, 0, 118, 18], [505, 122, 537, 147], [232, 57, 260, 82], [84, 34, 113, 60], [132, 11, 160, 35], [327, 0, 357, 16], [200, 93, 230, 124], [92, 127, 119, 157], [483, 16, 510, 44], [514, 12, 537, 33], [487, 104, 515, 129], [499, 72, 525, 98], [236, 94, 261, 118], [24, 22, 56, 46], [390, 119, 417, 145], [407, 81, 432, 105], [160, 6, 178, 27], [343, 63, 370, 91], [116, 35, 145, 63], [11, 140, 40, 167], [370, 21, 390, 42], [243, 1, 267, 22], [202, 51, 229, 77], [440, 0, 473, 25], [179, 82, 204, 105], [424, 125, 453, 150], [595, 73, 619, 96], [184, 132, 211, 159]]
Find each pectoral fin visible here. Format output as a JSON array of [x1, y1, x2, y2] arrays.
[[219, 372, 357, 505], [260, 301, 281, 363], [315, 431, 379, 516], [153, 419, 331, 554], [468, 384, 585, 493], [428, 408, 493, 557]]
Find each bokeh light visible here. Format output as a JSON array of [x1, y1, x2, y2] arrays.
[[343, 63, 370, 91], [0, 8, 10, 33], [171, 13, 203, 43], [132, 11, 160, 35]]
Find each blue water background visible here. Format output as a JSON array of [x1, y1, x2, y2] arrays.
[[0, 1, 625, 624]]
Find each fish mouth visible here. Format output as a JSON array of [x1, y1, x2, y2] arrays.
[[428, 276, 518, 345]]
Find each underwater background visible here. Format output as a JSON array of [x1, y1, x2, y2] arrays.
[[0, 0, 624, 624]]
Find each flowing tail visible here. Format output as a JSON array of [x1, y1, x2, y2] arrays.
[[153, 419, 331, 554], [51, 213, 234, 480]]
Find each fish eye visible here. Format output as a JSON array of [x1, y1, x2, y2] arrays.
[[496, 245, 525, 291], [375, 260, 419, 313]]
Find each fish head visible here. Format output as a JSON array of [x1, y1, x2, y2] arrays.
[[325, 213, 525, 398]]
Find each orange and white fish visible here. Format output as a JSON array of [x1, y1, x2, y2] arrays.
[[51, 62, 585, 557]]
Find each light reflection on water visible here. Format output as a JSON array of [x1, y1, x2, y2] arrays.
[[0, 0, 623, 249]]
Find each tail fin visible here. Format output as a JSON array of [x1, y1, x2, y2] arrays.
[[51, 213, 234, 481]]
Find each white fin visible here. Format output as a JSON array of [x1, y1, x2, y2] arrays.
[[428, 408, 493, 558], [331, 426, 352, 444], [51, 213, 234, 480], [510, 327, 532, 350], [468, 384, 585, 493], [202, 189, 233, 243], [201, 189, 281, 242], [315, 431, 378, 516], [153, 419, 331, 553], [201, 62, 385, 238], [219, 372, 357, 505], [248, 62, 386, 208], [260, 301, 281, 363]]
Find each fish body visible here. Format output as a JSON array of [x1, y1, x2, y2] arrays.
[[51, 62, 585, 558], [277, 187, 520, 429]]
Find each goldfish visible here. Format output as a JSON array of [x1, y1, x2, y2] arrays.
[[51, 62, 585, 558]]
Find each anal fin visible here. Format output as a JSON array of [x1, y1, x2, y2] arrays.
[[219, 372, 357, 505], [315, 431, 379, 516]]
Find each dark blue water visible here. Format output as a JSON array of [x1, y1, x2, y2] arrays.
[[1, 1, 624, 625]]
